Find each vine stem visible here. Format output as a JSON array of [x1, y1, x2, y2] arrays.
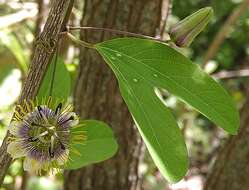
[[48, 42, 58, 96], [0, 0, 74, 185], [66, 26, 171, 44], [66, 32, 95, 48]]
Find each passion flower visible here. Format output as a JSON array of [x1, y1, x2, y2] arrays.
[[7, 98, 85, 174]]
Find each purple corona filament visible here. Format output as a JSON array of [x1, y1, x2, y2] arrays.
[[7, 98, 81, 174]]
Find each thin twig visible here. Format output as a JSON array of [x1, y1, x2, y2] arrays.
[[67, 26, 171, 43], [212, 69, 249, 79], [159, 0, 172, 39], [0, 9, 38, 29], [66, 32, 94, 48], [203, 0, 249, 66], [20, 170, 27, 190], [49, 43, 59, 96]]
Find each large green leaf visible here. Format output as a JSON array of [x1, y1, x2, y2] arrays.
[[0, 30, 28, 73], [37, 56, 71, 100], [66, 120, 118, 169], [95, 38, 239, 182]]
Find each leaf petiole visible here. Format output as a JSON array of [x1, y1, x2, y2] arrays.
[[66, 32, 94, 49]]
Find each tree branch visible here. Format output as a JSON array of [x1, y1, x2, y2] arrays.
[[0, 8, 37, 29], [203, 0, 249, 65], [0, 0, 74, 186], [159, 0, 171, 39], [212, 69, 249, 79], [67, 26, 170, 43]]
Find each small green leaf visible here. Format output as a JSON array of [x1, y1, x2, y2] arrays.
[[66, 120, 118, 169], [95, 38, 239, 182], [37, 56, 71, 100]]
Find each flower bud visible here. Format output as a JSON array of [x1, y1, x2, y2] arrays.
[[169, 7, 213, 47]]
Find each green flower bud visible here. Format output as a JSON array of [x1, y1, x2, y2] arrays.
[[169, 7, 213, 47]]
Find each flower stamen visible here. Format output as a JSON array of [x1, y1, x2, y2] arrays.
[[55, 103, 62, 115], [7, 98, 82, 174], [28, 131, 49, 142], [28, 137, 38, 142], [49, 136, 55, 158], [37, 106, 49, 124], [61, 116, 74, 124]]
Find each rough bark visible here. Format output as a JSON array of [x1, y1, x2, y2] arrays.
[[0, 0, 74, 186], [64, 0, 166, 190], [204, 96, 249, 190]]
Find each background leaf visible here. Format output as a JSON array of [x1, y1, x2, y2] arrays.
[[0, 30, 28, 73], [37, 56, 71, 100], [95, 37, 240, 182], [66, 120, 118, 170], [0, 63, 15, 85]]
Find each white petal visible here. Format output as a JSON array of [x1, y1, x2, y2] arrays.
[[57, 149, 69, 166], [68, 113, 79, 126], [8, 121, 21, 136], [23, 157, 32, 171], [7, 142, 27, 158], [23, 157, 43, 173], [60, 112, 79, 127]]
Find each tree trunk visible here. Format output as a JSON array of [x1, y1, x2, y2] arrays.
[[204, 95, 249, 190], [64, 1, 166, 190], [0, 0, 74, 186]]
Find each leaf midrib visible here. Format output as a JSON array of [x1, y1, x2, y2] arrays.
[[98, 45, 231, 130], [100, 49, 178, 168]]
